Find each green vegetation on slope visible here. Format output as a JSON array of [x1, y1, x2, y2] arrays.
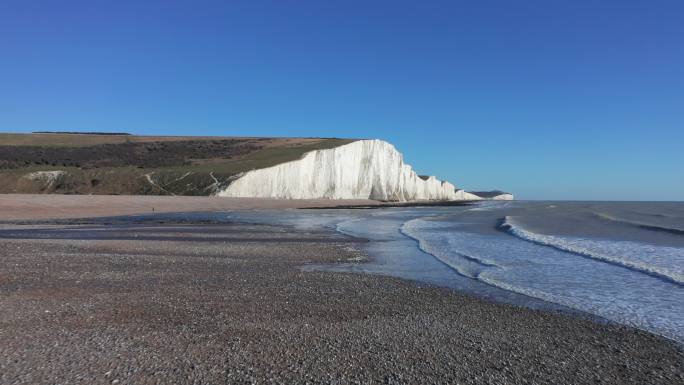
[[0, 133, 356, 195]]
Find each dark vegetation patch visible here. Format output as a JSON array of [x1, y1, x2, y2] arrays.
[[32, 131, 131, 135], [0, 139, 263, 169]]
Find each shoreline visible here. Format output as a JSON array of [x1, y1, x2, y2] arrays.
[[303, 199, 481, 209], [0, 194, 382, 220], [2, 208, 682, 347], [0, 194, 488, 221], [0, 218, 682, 383], [1, 209, 680, 345]]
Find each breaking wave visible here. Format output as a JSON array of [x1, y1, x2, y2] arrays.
[[499, 216, 684, 286], [595, 213, 684, 235], [400, 218, 500, 280]]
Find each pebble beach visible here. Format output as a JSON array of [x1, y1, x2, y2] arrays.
[[0, 218, 681, 384]]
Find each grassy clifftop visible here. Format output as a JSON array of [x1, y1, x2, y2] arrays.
[[0, 133, 356, 195]]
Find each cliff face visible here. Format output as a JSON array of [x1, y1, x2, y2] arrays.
[[469, 191, 515, 201], [217, 140, 481, 201]]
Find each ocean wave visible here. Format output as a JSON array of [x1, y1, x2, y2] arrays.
[[499, 216, 684, 286], [400, 218, 500, 279], [334, 218, 363, 237], [633, 211, 676, 219], [475, 272, 580, 311], [595, 213, 684, 235], [467, 201, 511, 211]]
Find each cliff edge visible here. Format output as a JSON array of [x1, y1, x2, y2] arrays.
[[218, 139, 482, 201], [1, 133, 511, 201]]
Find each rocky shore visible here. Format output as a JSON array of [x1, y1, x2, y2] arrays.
[[0, 221, 681, 384]]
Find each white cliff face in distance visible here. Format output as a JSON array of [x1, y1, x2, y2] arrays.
[[217, 139, 483, 201]]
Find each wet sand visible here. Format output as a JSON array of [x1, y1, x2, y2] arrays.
[[0, 194, 380, 220], [0, 221, 681, 384]]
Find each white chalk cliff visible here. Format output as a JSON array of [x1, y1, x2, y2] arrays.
[[217, 139, 485, 201]]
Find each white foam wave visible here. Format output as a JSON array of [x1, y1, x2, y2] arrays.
[[399, 217, 611, 309], [401, 218, 501, 279], [500, 216, 684, 286]]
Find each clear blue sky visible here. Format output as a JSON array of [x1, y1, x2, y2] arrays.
[[1, 1, 682, 200]]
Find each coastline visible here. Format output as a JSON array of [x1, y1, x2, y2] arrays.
[[0, 194, 381, 221], [0, 194, 486, 221], [0, 216, 681, 384]]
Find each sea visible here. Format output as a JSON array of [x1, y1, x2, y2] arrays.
[[225, 201, 684, 344]]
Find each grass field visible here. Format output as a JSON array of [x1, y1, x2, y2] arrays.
[[0, 133, 265, 146], [0, 133, 356, 195]]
